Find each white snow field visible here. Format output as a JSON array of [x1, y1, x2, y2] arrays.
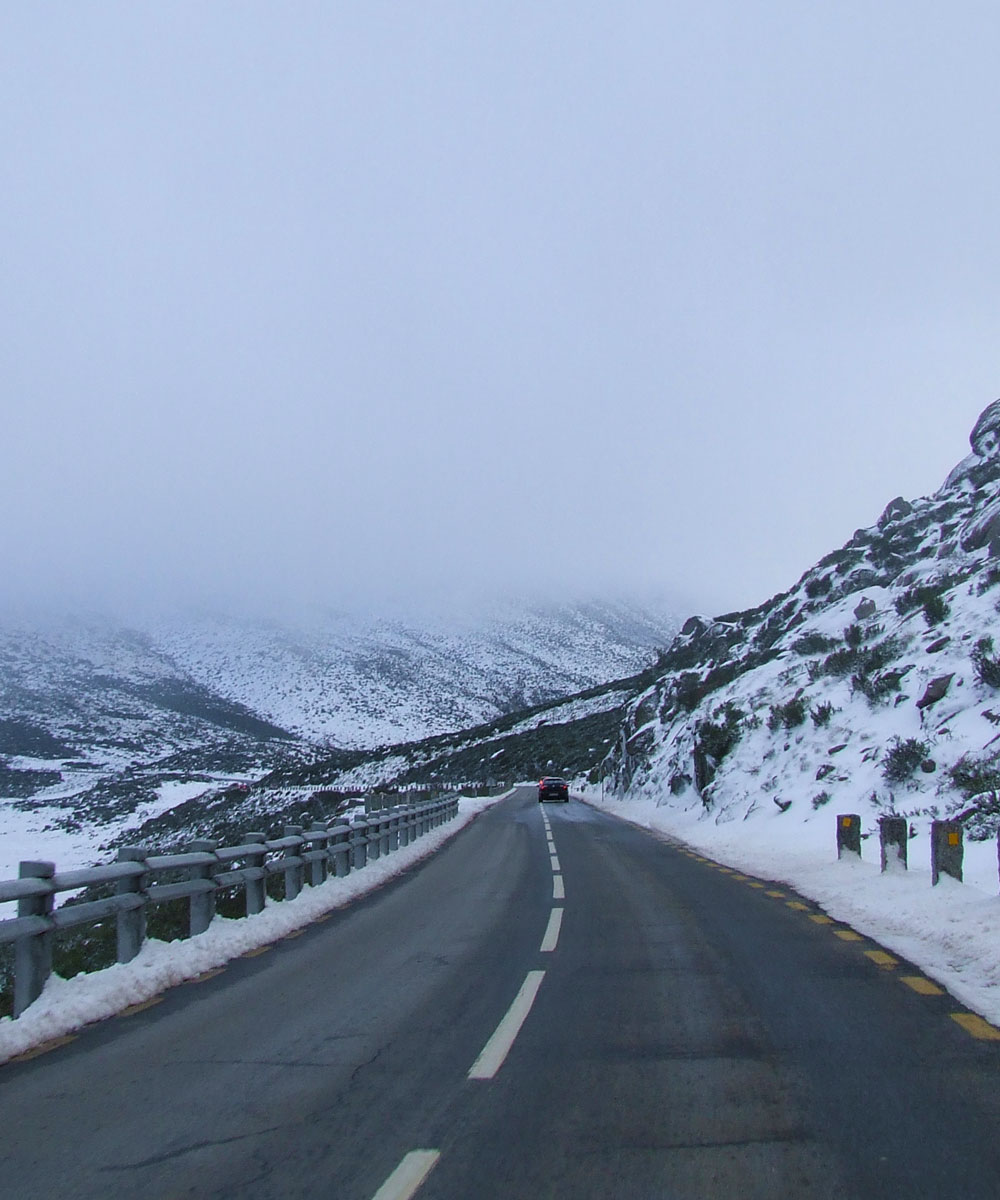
[[0, 791, 510, 1065], [582, 788, 1000, 1029]]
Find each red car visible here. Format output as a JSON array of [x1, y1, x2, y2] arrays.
[[538, 777, 569, 803]]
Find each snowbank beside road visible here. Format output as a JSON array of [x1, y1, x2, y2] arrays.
[[582, 789, 1000, 1028], [0, 792, 510, 1065]]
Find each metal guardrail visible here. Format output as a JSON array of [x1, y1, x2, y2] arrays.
[[1, 797, 461, 1019]]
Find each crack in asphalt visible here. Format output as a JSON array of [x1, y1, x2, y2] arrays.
[[101, 1124, 287, 1171], [175, 1057, 333, 1069], [349, 1044, 383, 1084], [587, 1130, 812, 1153]]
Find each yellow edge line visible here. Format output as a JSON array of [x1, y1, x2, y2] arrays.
[[864, 950, 898, 969], [189, 967, 227, 983], [901, 975, 944, 996], [951, 1013, 1000, 1040], [9, 1034, 77, 1063], [120, 996, 164, 1016]]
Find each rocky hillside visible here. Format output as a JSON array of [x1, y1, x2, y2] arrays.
[[605, 401, 1000, 841]]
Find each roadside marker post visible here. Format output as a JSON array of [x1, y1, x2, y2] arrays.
[[931, 820, 963, 885], [879, 816, 908, 873], [836, 814, 862, 860]]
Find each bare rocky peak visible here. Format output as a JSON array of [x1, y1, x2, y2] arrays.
[[944, 399, 1000, 489]]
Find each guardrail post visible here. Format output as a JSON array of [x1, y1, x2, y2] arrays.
[[878, 817, 908, 873], [379, 811, 391, 857], [283, 826, 304, 898], [330, 820, 351, 877], [368, 813, 382, 861], [244, 833, 267, 914], [14, 861, 55, 1018], [351, 819, 369, 870], [306, 825, 329, 887], [836, 814, 862, 860], [388, 809, 400, 852], [931, 820, 963, 885], [115, 847, 148, 962], [398, 806, 411, 848], [188, 840, 218, 935]]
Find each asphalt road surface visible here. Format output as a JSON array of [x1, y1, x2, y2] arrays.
[[3, 787, 1000, 1199]]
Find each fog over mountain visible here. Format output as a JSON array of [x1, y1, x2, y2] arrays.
[[3, 6, 999, 619]]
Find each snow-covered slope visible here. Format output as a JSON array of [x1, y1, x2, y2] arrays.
[[606, 400, 1000, 850], [146, 598, 676, 746], [0, 613, 308, 878]]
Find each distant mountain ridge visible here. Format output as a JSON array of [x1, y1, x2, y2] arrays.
[[142, 598, 677, 746], [0, 596, 677, 875]]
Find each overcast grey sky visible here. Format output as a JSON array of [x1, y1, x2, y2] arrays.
[[2, 2, 998, 619]]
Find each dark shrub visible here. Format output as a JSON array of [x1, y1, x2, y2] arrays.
[[805, 574, 833, 598], [697, 703, 744, 764], [883, 737, 930, 784], [950, 754, 1000, 799], [822, 647, 857, 677], [674, 672, 703, 711], [895, 584, 950, 626], [972, 637, 1000, 688], [922, 592, 950, 626], [768, 697, 807, 731], [852, 669, 903, 705], [977, 566, 1000, 595], [792, 632, 838, 656], [894, 588, 921, 616], [811, 702, 834, 727]]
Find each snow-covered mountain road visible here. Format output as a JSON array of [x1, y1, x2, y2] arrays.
[[3, 790, 1000, 1197]]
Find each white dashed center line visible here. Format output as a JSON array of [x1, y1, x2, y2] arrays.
[[469, 970, 546, 1080], [550, 855, 561, 872], [540, 906, 563, 952], [371, 1150, 441, 1200], [553, 874, 565, 900]]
